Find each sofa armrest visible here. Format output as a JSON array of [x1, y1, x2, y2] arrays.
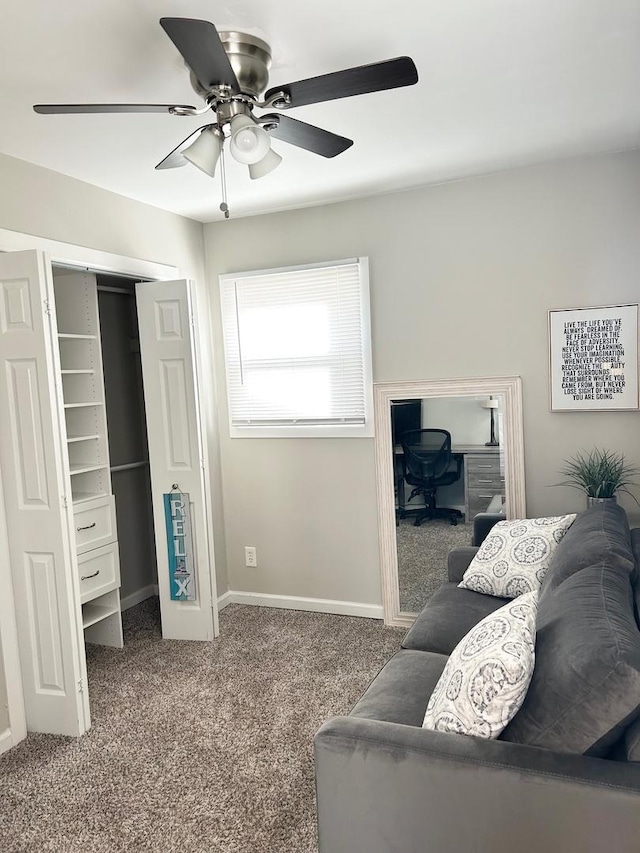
[[447, 546, 478, 582], [314, 716, 640, 853], [472, 511, 505, 546]]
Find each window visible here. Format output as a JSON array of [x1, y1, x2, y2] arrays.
[[220, 258, 373, 437]]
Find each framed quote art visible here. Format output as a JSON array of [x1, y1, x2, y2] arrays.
[[549, 304, 639, 412]]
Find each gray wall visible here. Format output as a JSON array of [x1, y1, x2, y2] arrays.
[[2, 145, 639, 632], [205, 149, 640, 606], [0, 154, 204, 273]]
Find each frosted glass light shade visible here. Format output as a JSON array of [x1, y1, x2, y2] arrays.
[[229, 114, 271, 165], [249, 148, 283, 180], [183, 128, 222, 177]]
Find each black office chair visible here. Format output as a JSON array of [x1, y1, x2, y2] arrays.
[[400, 429, 463, 527]]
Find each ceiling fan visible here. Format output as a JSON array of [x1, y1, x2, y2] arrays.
[[34, 17, 418, 204]]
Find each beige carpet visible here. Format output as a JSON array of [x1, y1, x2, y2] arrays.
[[397, 518, 471, 612], [0, 600, 403, 853]]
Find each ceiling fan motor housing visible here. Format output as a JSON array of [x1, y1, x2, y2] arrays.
[[190, 31, 272, 100]]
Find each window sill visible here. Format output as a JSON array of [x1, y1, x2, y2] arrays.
[[228, 423, 375, 439]]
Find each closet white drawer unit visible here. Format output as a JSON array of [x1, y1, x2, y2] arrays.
[[77, 543, 121, 604], [73, 496, 117, 554]]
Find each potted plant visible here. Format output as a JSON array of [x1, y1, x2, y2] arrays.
[[557, 448, 640, 506]]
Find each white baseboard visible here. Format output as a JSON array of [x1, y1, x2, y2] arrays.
[[217, 590, 383, 620], [217, 591, 234, 611], [120, 584, 158, 612], [121, 586, 382, 620], [0, 728, 15, 756]]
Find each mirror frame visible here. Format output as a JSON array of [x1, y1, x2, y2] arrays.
[[374, 376, 526, 627]]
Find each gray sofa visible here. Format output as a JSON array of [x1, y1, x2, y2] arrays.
[[314, 503, 640, 853]]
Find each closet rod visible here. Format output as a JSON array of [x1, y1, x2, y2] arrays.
[[110, 461, 149, 473], [97, 284, 135, 295]]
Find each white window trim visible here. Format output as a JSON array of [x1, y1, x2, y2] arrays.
[[220, 257, 374, 439]]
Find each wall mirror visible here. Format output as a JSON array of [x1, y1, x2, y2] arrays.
[[374, 377, 526, 627]]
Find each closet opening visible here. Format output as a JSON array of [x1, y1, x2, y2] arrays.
[[51, 264, 161, 655], [0, 244, 217, 742]]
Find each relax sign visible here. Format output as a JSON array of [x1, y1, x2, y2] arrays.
[[163, 492, 197, 601]]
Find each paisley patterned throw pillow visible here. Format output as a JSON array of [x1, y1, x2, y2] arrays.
[[423, 591, 538, 738], [458, 515, 576, 598]]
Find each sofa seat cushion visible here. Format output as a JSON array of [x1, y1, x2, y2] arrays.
[[501, 565, 640, 755], [350, 649, 448, 727], [541, 502, 634, 596], [402, 584, 509, 655]]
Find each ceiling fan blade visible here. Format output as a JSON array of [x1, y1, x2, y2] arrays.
[[33, 104, 196, 114], [265, 56, 418, 108], [262, 114, 352, 158], [160, 18, 239, 92], [155, 125, 215, 170]]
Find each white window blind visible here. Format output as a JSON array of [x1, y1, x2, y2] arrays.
[[220, 259, 373, 436]]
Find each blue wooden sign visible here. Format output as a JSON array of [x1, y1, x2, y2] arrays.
[[164, 492, 197, 601]]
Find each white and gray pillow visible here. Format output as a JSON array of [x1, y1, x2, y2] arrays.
[[458, 515, 576, 598], [423, 590, 538, 739]]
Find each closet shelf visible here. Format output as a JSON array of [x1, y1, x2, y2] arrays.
[[64, 401, 104, 409], [72, 489, 108, 505], [61, 369, 95, 375], [58, 333, 97, 340], [69, 462, 108, 476], [67, 434, 100, 444], [82, 601, 119, 629]]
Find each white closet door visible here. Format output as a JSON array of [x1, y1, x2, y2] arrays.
[[136, 279, 216, 641], [0, 461, 27, 753], [0, 250, 87, 736]]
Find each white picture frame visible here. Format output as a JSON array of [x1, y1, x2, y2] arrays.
[[549, 304, 639, 411]]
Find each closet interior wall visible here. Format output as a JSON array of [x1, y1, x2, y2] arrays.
[[96, 275, 157, 607]]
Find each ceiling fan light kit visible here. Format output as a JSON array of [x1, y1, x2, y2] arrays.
[[229, 113, 272, 165], [182, 125, 223, 177], [33, 16, 418, 215], [249, 147, 283, 180]]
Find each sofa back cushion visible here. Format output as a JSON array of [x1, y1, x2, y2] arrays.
[[632, 529, 640, 629], [501, 564, 640, 755], [540, 502, 634, 596], [621, 528, 640, 761]]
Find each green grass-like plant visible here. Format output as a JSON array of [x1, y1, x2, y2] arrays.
[[557, 448, 640, 502]]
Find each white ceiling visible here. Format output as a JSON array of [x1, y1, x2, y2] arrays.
[[2, 0, 639, 223]]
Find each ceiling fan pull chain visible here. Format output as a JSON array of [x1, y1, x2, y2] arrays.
[[219, 147, 230, 219]]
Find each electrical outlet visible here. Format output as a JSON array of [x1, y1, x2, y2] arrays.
[[245, 546, 257, 567]]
